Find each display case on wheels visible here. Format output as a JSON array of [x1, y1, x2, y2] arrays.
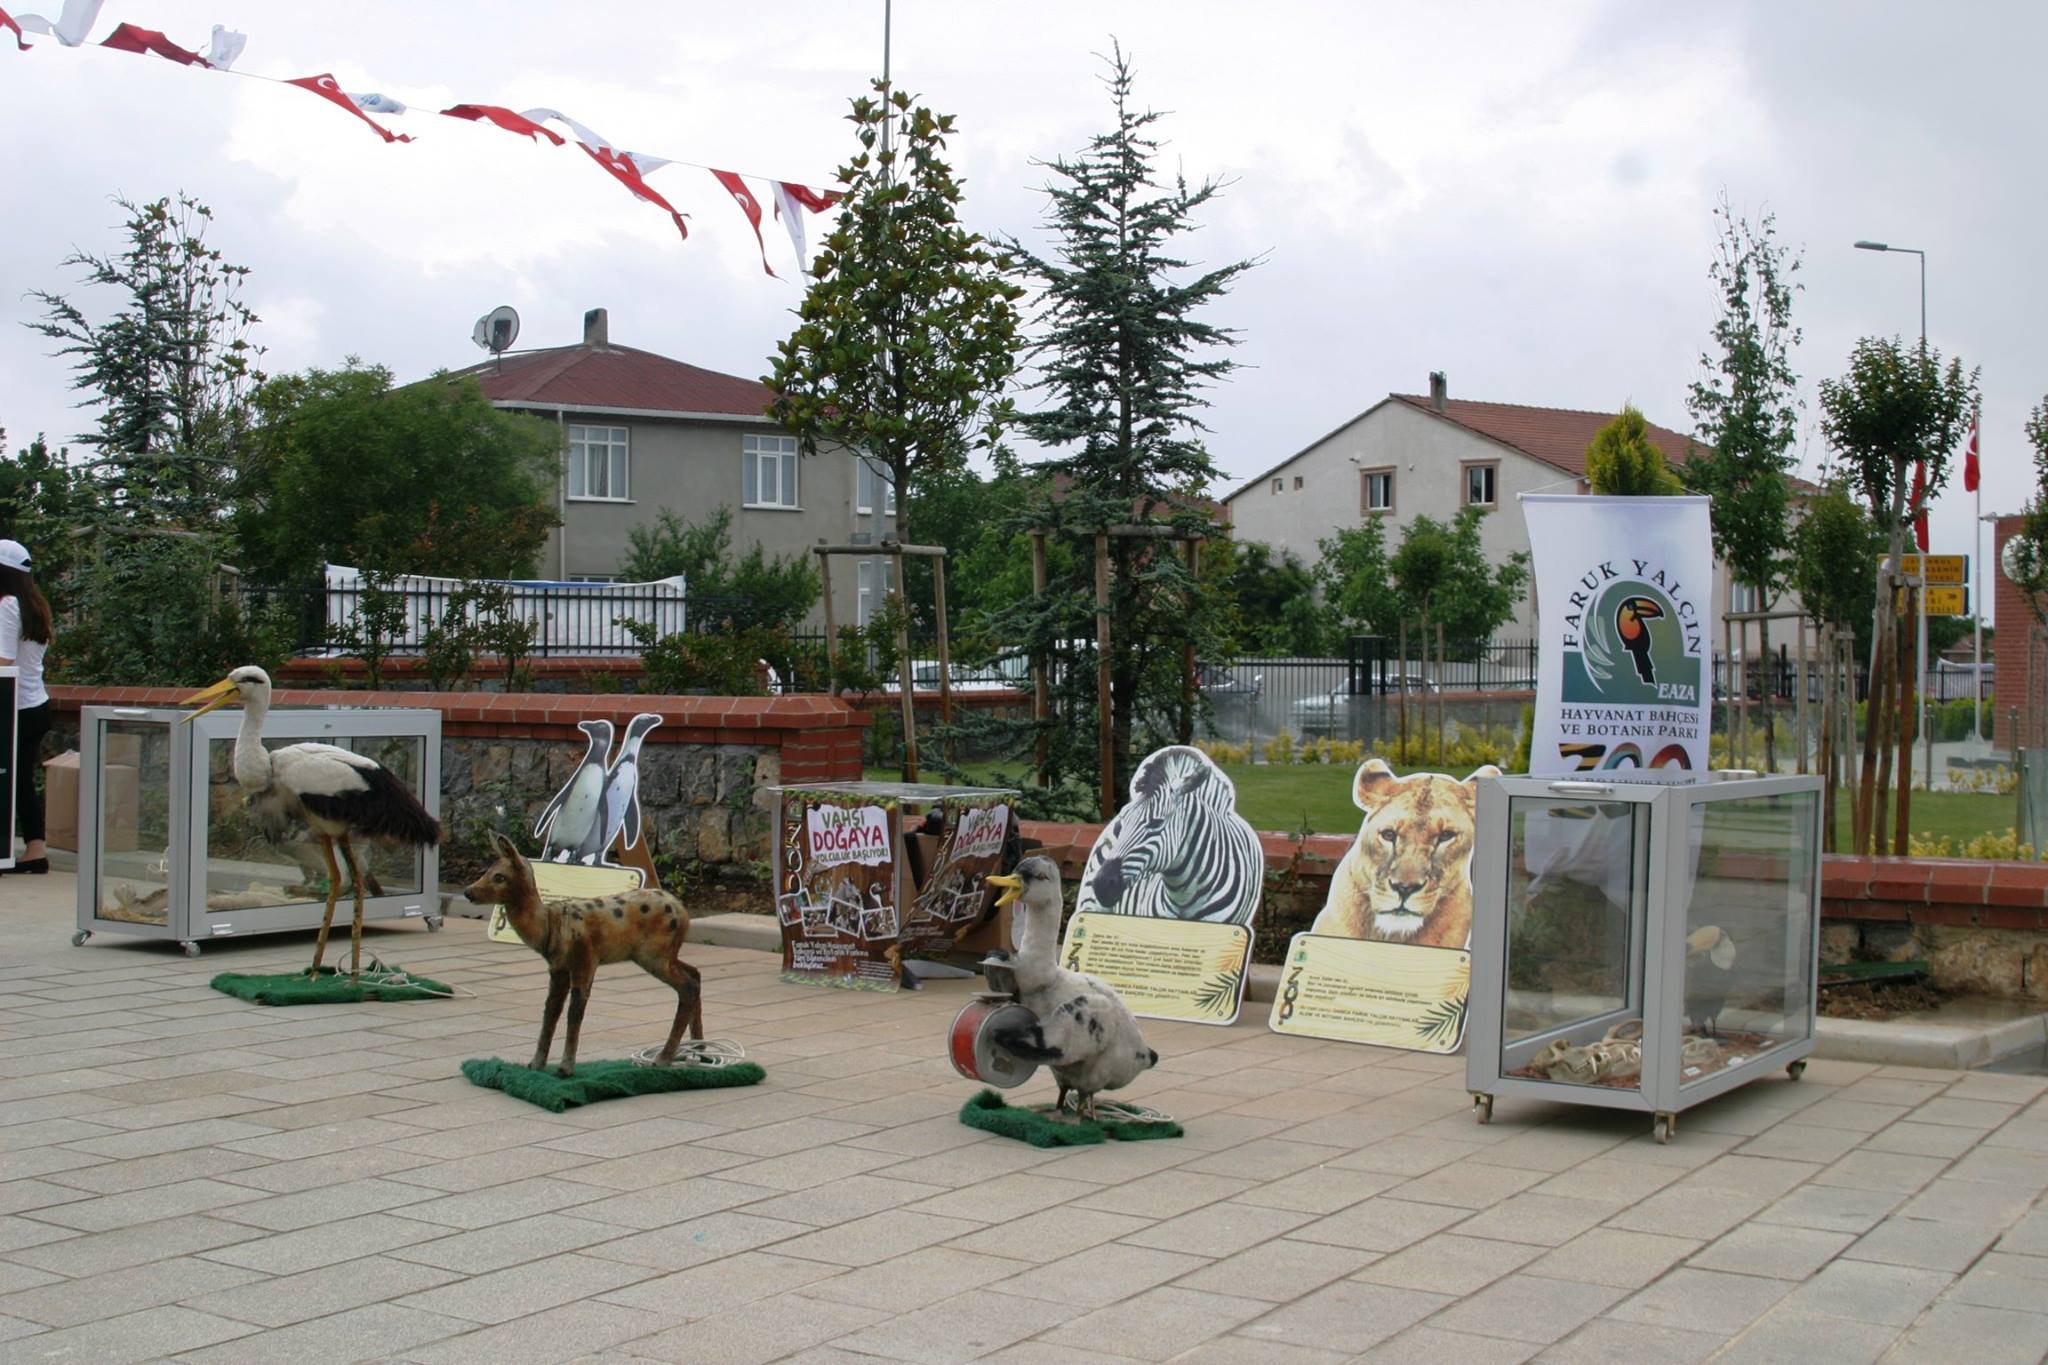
[[1466, 772, 1822, 1143], [72, 704, 442, 957]]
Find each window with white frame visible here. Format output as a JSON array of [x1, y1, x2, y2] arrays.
[[857, 557, 894, 625], [568, 425, 630, 501], [744, 433, 800, 509], [1361, 468, 1394, 514], [1464, 462, 1497, 507], [1271, 478, 1284, 494], [1730, 581, 1763, 615], [566, 573, 617, 584], [856, 459, 897, 516]]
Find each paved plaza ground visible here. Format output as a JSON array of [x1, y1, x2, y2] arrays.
[[1, 873, 2045, 1364]]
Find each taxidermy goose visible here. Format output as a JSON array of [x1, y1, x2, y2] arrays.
[[983, 856, 1158, 1119], [536, 719, 612, 862], [182, 666, 440, 981], [1685, 925, 1738, 1036], [586, 714, 661, 864]]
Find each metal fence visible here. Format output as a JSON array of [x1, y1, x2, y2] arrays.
[[263, 579, 692, 657]]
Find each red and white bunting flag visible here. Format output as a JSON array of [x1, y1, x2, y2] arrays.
[[442, 104, 564, 144], [520, 107, 688, 241], [772, 181, 839, 274], [1963, 410, 1980, 493], [100, 22, 208, 67], [13, 0, 100, 46], [286, 73, 412, 143], [1912, 460, 1929, 553], [0, 7, 28, 49], [712, 170, 776, 277], [205, 24, 243, 69]]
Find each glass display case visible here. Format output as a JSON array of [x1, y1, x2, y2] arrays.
[[72, 704, 442, 956], [1466, 772, 1821, 1143]]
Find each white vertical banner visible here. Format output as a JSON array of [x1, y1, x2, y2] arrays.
[[1524, 495, 1715, 775]]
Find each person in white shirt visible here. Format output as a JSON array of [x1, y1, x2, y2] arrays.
[[0, 539, 52, 874]]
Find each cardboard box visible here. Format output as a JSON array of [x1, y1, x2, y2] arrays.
[[42, 751, 79, 852], [43, 751, 139, 854]]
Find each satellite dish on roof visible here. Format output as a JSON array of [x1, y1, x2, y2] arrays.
[[472, 305, 520, 354]]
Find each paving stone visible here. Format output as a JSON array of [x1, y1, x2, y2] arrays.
[[1233, 1278, 1451, 1354], [1860, 1120, 1983, 1159], [947, 1206, 1153, 1264], [1119, 1200, 1316, 1258], [1350, 1231, 1540, 1295], [1359, 1324, 1539, 1363], [0, 1253, 263, 1329], [1522, 1228, 1700, 1290], [1715, 1307, 1898, 1363], [1997, 1206, 2048, 1257], [996, 1240, 1206, 1308], [388, 1213, 625, 1274], [7, 1213, 262, 1276], [1946, 1250, 2048, 1311], [1171, 1236, 1374, 1302], [1604, 1182, 1772, 1241], [1881, 1300, 2048, 1364], [1843, 1215, 2001, 1272], [919, 1169, 1145, 1223], [1909, 1096, 2021, 1129], [1811, 1148, 1949, 1195], [1455, 1193, 1613, 1246], [176, 1302, 474, 1363], [601, 1248, 846, 1318], [2, 1303, 256, 1363], [582, 1210, 815, 1272], [1732, 1122, 1866, 1164], [1535, 1317, 1742, 1363], [1606, 1266, 1793, 1335], [1753, 1183, 1905, 1235], [1781, 1259, 1952, 1326], [1229, 1164, 1400, 1215], [405, 1299, 682, 1364], [608, 1290, 887, 1364], [1329, 1136, 1487, 1177], [1896, 1176, 2040, 1226], [1430, 1272, 1629, 1344], [1393, 1161, 1549, 1210], [1289, 1196, 1473, 1253], [185, 1252, 463, 1328], [1686, 1222, 1852, 1279], [199, 1210, 439, 1275], [394, 1250, 652, 1325], [831, 1286, 1078, 1363]]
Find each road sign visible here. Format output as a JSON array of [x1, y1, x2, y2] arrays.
[[1894, 584, 1969, 617], [1881, 553, 1968, 586]]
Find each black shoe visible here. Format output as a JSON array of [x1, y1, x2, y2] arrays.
[[11, 858, 48, 874]]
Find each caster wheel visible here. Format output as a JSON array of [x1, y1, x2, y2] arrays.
[[1786, 1059, 1807, 1082], [1653, 1113, 1676, 1145], [425, 915, 444, 932], [179, 941, 202, 959], [70, 930, 92, 947], [1472, 1092, 1494, 1125]]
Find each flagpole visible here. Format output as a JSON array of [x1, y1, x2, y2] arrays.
[[1974, 409, 1984, 754]]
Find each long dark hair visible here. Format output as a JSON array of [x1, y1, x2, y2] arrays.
[[0, 564, 51, 645]]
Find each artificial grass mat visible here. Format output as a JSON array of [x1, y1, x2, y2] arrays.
[[211, 963, 453, 1006], [461, 1057, 767, 1112], [958, 1087, 1183, 1147]]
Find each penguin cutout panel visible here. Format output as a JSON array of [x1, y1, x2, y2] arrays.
[[488, 713, 661, 945]]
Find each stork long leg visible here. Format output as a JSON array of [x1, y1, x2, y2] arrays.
[[339, 835, 368, 984], [309, 835, 343, 976]]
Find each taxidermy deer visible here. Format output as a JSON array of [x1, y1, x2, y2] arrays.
[[464, 832, 703, 1076]]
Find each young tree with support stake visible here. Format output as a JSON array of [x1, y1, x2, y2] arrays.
[[1682, 201, 1803, 772], [1818, 337, 1977, 855], [768, 82, 1022, 777], [993, 44, 1256, 814]]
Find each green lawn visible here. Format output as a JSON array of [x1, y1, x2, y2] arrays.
[[869, 763, 2021, 848]]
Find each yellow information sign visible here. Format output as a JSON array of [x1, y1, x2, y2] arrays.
[[1885, 554, 1968, 586], [487, 863, 645, 944], [1892, 584, 1970, 618], [1059, 912, 1253, 1026], [1266, 934, 1472, 1053]]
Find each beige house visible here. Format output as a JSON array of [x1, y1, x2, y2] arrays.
[[1226, 373, 1778, 641], [445, 309, 897, 628]]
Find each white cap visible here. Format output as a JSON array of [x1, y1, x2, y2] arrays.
[[0, 539, 28, 571]]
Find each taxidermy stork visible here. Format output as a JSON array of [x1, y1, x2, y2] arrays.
[[181, 666, 442, 981], [536, 720, 613, 862], [984, 856, 1157, 1120]]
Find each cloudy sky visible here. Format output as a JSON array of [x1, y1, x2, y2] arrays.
[[2, 1, 2040, 614]]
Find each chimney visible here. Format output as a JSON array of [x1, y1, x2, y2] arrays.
[[1428, 371, 1447, 413], [583, 308, 609, 347]]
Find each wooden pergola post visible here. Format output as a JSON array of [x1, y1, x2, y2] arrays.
[[809, 539, 950, 782], [932, 554, 954, 765]]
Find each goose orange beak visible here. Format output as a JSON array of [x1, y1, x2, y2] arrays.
[[985, 873, 1023, 907], [179, 676, 240, 723]]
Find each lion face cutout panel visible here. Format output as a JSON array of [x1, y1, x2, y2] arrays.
[[1310, 759, 1502, 950]]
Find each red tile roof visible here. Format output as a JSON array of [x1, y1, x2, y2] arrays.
[[447, 342, 774, 419], [1389, 394, 1699, 477]]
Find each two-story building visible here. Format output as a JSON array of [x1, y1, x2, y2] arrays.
[[1226, 372, 1773, 641], [444, 308, 898, 628]]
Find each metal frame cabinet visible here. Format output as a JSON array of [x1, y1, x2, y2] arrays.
[[73, 704, 442, 957], [1466, 773, 1822, 1142]]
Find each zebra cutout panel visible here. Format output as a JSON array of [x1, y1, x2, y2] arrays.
[[1062, 746, 1261, 1026]]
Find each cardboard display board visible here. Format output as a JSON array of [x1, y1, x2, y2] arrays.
[[488, 863, 644, 944], [777, 790, 902, 990], [899, 797, 1011, 959], [1269, 759, 1493, 1049], [1066, 746, 1262, 1025]]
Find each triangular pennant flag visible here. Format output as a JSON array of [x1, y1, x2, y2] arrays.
[[351, 92, 408, 116], [0, 6, 28, 49], [13, 0, 99, 45], [712, 170, 776, 277], [100, 22, 209, 66], [778, 182, 841, 213], [772, 181, 839, 275], [286, 73, 412, 143], [205, 24, 243, 69], [442, 104, 564, 144], [520, 108, 688, 242]]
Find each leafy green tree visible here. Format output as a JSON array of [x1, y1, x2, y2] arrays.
[[767, 82, 1021, 526], [1818, 336, 1979, 853], [1215, 540, 1328, 655], [28, 194, 262, 529], [987, 45, 1256, 808], [1316, 517, 1401, 638], [2005, 396, 2048, 628], [0, 433, 88, 604], [1317, 508, 1528, 648], [619, 505, 818, 632], [236, 363, 560, 584], [1586, 405, 1683, 495], [1790, 483, 1882, 649]]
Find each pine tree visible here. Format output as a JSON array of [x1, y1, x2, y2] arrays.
[[1586, 405, 1684, 495], [989, 44, 1257, 811]]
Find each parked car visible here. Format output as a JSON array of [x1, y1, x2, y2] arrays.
[[1197, 664, 1263, 698], [1291, 674, 1437, 736]]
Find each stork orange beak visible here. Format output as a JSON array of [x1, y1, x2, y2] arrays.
[[179, 676, 240, 723], [985, 873, 1023, 908]]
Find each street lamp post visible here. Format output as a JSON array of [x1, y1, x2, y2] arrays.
[[1853, 240, 1935, 790]]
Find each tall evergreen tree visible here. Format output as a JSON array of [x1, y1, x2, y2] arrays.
[[989, 44, 1257, 810]]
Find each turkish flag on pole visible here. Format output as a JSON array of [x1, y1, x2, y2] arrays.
[[1963, 410, 1981, 493], [711, 170, 776, 277], [442, 104, 565, 144], [286, 74, 411, 143], [1912, 460, 1930, 552], [100, 22, 209, 66], [1, 8, 29, 49]]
